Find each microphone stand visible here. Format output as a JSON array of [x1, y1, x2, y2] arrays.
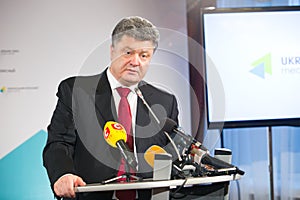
[[102, 161, 142, 184]]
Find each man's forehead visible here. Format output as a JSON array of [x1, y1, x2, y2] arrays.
[[122, 45, 154, 52], [115, 35, 155, 49]]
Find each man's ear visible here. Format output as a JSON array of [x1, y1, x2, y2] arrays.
[[110, 45, 114, 60]]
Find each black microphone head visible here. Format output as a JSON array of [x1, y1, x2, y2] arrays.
[[159, 118, 177, 133]]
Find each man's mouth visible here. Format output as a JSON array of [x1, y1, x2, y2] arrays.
[[126, 68, 139, 74]]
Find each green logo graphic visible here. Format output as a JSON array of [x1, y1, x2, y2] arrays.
[[250, 53, 272, 79]]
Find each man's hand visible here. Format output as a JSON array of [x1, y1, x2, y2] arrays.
[[54, 174, 86, 198]]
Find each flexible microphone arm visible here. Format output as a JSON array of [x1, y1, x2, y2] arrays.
[[134, 87, 182, 161], [135, 87, 160, 125]]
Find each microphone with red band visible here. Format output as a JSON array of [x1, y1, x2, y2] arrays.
[[103, 121, 137, 171]]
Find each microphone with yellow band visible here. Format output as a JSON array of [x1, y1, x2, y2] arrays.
[[144, 145, 179, 181], [144, 145, 168, 168], [103, 121, 137, 171]]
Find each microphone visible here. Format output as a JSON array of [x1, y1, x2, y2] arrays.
[[160, 118, 208, 152], [202, 154, 245, 175], [191, 146, 245, 175], [136, 87, 204, 153], [135, 87, 183, 161], [144, 145, 185, 179], [103, 121, 137, 171], [161, 119, 245, 175], [144, 145, 174, 182], [135, 88, 245, 176], [144, 145, 168, 168]]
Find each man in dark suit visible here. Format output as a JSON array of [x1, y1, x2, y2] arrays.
[[43, 16, 179, 199]]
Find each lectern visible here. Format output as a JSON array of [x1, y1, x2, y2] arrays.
[[75, 174, 241, 199], [75, 153, 242, 200]]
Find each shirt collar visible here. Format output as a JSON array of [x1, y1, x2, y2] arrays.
[[107, 67, 138, 92]]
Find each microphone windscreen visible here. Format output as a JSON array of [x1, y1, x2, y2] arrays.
[[159, 118, 177, 133], [144, 145, 167, 168], [103, 121, 127, 148]]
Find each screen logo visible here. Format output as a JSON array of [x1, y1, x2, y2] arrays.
[[250, 53, 272, 79]]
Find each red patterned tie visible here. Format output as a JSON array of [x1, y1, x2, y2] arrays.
[[116, 87, 136, 200]]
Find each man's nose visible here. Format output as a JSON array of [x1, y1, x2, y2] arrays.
[[130, 53, 140, 66]]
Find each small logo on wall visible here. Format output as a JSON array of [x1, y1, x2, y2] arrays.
[[250, 53, 272, 79], [0, 87, 6, 93], [0, 86, 38, 94]]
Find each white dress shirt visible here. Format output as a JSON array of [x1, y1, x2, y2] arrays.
[[107, 68, 140, 199], [106, 68, 139, 161]]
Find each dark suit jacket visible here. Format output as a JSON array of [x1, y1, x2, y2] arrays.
[[43, 68, 179, 200]]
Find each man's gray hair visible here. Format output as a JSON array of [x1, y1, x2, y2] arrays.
[[111, 16, 160, 50]]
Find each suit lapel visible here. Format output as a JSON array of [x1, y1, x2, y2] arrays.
[[94, 69, 118, 127]]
